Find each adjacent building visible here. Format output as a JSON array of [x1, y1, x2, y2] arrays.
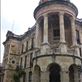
[[0, 63, 4, 82]]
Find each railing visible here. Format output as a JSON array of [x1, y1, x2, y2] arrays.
[[67, 48, 74, 55], [67, 48, 79, 56], [47, 48, 61, 54]]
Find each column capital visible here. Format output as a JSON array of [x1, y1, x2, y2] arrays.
[[59, 11, 64, 15], [43, 13, 48, 17]]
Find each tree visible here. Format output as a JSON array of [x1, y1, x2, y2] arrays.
[[13, 66, 25, 82]]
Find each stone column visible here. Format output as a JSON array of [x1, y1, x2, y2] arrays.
[[41, 14, 50, 55], [35, 22, 39, 48], [59, 12, 65, 43], [59, 12, 67, 53], [32, 71, 40, 82], [41, 71, 49, 82], [71, 17, 80, 56], [79, 30, 82, 44], [61, 68, 69, 82], [43, 14, 48, 44]]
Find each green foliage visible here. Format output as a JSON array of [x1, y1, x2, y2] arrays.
[[13, 73, 20, 82], [13, 66, 26, 82]]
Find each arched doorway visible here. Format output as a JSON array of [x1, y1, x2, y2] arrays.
[[48, 63, 61, 82]]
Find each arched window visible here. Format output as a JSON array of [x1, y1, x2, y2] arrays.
[[48, 63, 61, 82], [64, 14, 72, 47], [34, 65, 41, 82], [48, 14, 60, 41], [69, 64, 80, 82]]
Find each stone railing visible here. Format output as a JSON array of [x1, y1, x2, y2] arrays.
[[33, 47, 80, 58], [67, 47, 80, 56], [44, 47, 61, 55], [67, 48, 75, 55]]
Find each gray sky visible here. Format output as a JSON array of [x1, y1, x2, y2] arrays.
[[1, 0, 82, 63]]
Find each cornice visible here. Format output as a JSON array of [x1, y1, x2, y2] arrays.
[[3, 25, 36, 45], [34, 1, 78, 19], [76, 18, 82, 26]]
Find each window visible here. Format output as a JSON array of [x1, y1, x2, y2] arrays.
[[30, 53, 33, 67], [24, 55, 27, 68], [79, 48, 82, 57], [20, 57, 22, 67], [28, 71, 32, 82], [49, 64, 61, 82], [53, 29, 60, 40], [21, 44, 24, 53], [10, 44, 17, 54], [31, 38, 34, 49], [26, 41, 28, 51], [76, 30, 80, 44], [21, 42, 27, 53], [23, 73, 26, 82]]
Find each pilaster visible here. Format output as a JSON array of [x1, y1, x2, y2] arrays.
[[32, 71, 40, 82], [71, 17, 80, 56], [61, 68, 69, 82], [35, 22, 39, 48], [71, 17, 77, 46], [41, 71, 49, 82], [79, 30, 82, 56]]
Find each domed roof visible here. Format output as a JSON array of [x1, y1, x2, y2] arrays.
[[39, 0, 70, 4]]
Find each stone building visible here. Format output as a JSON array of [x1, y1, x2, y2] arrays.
[[2, 0, 82, 82]]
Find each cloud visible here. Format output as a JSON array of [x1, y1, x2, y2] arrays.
[[1, 0, 39, 63]]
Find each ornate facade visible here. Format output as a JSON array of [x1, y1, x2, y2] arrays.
[[2, 0, 82, 82]]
